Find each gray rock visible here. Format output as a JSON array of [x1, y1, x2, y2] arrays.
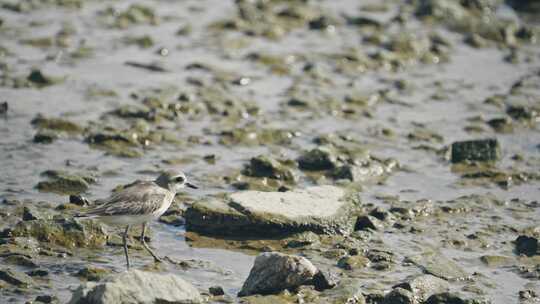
[[0, 268, 33, 287], [238, 252, 318, 297], [408, 252, 469, 281], [393, 274, 450, 302], [68, 269, 202, 304], [450, 139, 500, 163], [185, 186, 358, 237]]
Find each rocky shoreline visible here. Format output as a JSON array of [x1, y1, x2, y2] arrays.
[[1, 0, 540, 303]]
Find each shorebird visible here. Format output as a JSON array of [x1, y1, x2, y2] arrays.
[[79, 170, 197, 269]]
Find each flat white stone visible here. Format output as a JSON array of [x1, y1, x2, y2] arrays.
[[229, 185, 346, 219]]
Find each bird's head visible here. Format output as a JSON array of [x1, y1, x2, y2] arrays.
[[155, 170, 198, 193]]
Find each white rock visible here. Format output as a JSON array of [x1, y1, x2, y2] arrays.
[[69, 269, 202, 304]]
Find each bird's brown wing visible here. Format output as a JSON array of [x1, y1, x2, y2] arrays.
[[84, 182, 172, 216]]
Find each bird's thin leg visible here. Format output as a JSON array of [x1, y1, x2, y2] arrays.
[[123, 225, 130, 270], [141, 222, 162, 263]]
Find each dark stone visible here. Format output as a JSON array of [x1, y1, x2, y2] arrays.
[[450, 139, 500, 163], [26, 269, 49, 277], [298, 147, 338, 171], [0, 101, 7, 114], [27, 69, 52, 86], [506, 105, 538, 121], [313, 269, 339, 291], [355, 215, 384, 231], [506, 0, 540, 13], [309, 16, 333, 30], [33, 132, 58, 144], [69, 195, 90, 206], [515, 235, 539, 256], [425, 292, 471, 304], [370, 207, 391, 221], [486, 117, 513, 133], [35, 295, 56, 303], [209, 286, 225, 296], [383, 287, 414, 304], [23, 206, 41, 221]]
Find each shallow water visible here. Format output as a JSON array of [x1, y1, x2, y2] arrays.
[[1, 0, 540, 303]]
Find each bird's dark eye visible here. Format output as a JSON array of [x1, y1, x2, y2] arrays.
[[175, 176, 185, 183]]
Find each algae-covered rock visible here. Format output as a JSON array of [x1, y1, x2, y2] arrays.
[[0, 268, 33, 287], [425, 292, 482, 304], [185, 186, 358, 237], [36, 170, 95, 195], [298, 147, 339, 171], [450, 139, 501, 163], [337, 255, 370, 270], [69, 269, 202, 304], [31, 115, 83, 134], [243, 155, 296, 181], [4, 219, 107, 248], [317, 278, 366, 304], [238, 252, 318, 297], [76, 266, 112, 282]]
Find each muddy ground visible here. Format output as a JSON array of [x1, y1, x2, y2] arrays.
[[0, 0, 539, 303]]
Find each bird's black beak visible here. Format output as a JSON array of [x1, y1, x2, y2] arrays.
[[186, 182, 198, 189]]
